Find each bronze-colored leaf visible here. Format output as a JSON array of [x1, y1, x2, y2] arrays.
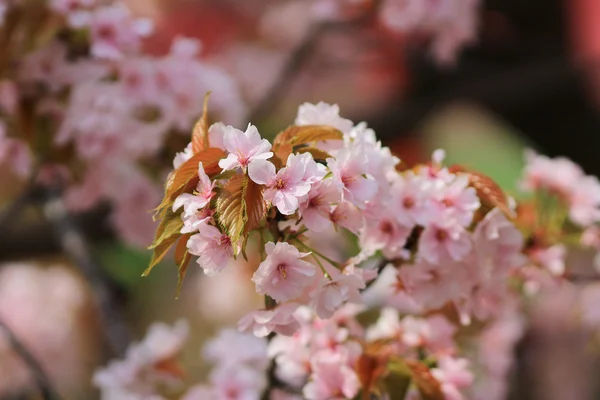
[[150, 209, 184, 249], [191, 92, 211, 153], [296, 146, 333, 161], [144, 235, 178, 277], [271, 125, 341, 167], [154, 147, 225, 218], [175, 233, 193, 298], [289, 125, 343, 145], [405, 359, 444, 400], [216, 174, 246, 244], [216, 173, 268, 250], [244, 178, 268, 235]]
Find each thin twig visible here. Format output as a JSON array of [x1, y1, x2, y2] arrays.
[[247, 4, 380, 124], [0, 318, 60, 400], [42, 189, 131, 356]]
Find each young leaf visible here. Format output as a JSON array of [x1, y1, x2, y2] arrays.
[[404, 359, 444, 400], [191, 92, 211, 153], [144, 235, 179, 277], [216, 174, 246, 244], [175, 233, 193, 298], [154, 147, 225, 218], [151, 209, 184, 249], [296, 146, 333, 162], [244, 178, 268, 235], [144, 209, 183, 277], [289, 125, 343, 145], [216, 174, 268, 250]]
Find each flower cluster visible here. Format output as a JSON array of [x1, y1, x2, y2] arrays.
[[93, 319, 190, 399], [264, 0, 482, 65], [142, 100, 561, 399], [0, 0, 245, 247]]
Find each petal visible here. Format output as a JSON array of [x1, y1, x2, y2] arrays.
[[248, 159, 276, 185]]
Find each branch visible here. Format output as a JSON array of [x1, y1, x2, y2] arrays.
[[247, 3, 380, 124], [42, 189, 131, 356], [0, 318, 60, 400]]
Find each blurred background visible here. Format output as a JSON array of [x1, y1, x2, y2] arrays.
[[1, 0, 600, 398]]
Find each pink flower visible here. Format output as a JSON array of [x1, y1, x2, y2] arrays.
[[398, 261, 469, 310], [418, 219, 472, 264], [203, 329, 268, 370], [359, 213, 411, 259], [569, 175, 600, 226], [93, 320, 189, 397], [252, 242, 316, 302], [434, 174, 480, 227], [303, 350, 360, 400], [207, 366, 267, 400], [329, 200, 364, 234], [207, 122, 227, 151], [431, 357, 474, 400], [0, 125, 32, 178], [187, 225, 233, 276], [327, 147, 377, 207], [173, 143, 193, 169], [219, 124, 273, 171], [238, 303, 301, 337], [82, 4, 153, 59], [295, 102, 354, 133], [248, 154, 314, 215], [173, 163, 215, 233], [390, 172, 431, 227], [299, 180, 342, 232], [530, 244, 567, 276], [310, 267, 365, 319], [520, 150, 583, 194]]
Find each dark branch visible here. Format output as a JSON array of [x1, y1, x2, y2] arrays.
[[0, 318, 60, 400], [247, 3, 380, 124], [42, 189, 131, 356]]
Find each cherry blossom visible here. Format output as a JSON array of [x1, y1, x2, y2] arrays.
[[249, 154, 316, 215], [238, 303, 301, 337], [173, 163, 216, 233], [298, 180, 342, 232], [252, 242, 316, 302], [303, 349, 360, 400], [219, 124, 273, 171], [187, 224, 234, 276]]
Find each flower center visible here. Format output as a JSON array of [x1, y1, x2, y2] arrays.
[[341, 175, 355, 187], [403, 197, 415, 209], [276, 263, 287, 279], [435, 229, 447, 242], [380, 220, 394, 235], [275, 178, 286, 190]]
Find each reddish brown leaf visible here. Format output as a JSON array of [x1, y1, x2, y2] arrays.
[[175, 233, 193, 298], [405, 360, 444, 400], [271, 125, 342, 167], [296, 146, 333, 161], [154, 147, 226, 217], [216, 173, 268, 250], [216, 174, 246, 244], [144, 235, 179, 277], [289, 125, 343, 145], [191, 92, 211, 153]]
